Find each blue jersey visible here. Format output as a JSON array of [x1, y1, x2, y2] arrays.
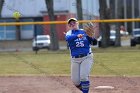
[[65, 29, 97, 57]]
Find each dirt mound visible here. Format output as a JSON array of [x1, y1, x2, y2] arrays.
[[0, 76, 139, 93]]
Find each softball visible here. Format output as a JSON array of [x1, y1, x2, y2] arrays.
[[13, 11, 21, 19]]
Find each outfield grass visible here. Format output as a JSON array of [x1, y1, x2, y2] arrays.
[[0, 47, 140, 76]]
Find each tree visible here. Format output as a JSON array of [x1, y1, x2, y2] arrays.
[[99, 0, 110, 48], [114, 0, 121, 46], [0, 0, 4, 17], [45, 0, 59, 50], [76, 0, 83, 28], [13, 11, 21, 40], [110, 0, 124, 47]]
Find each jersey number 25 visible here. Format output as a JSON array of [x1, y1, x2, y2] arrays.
[[76, 41, 84, 47]]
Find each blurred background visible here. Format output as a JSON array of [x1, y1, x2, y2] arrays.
[[0, 0, 140, 51]]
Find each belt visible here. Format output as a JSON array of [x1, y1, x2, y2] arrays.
[[72, 53, 91, 58]]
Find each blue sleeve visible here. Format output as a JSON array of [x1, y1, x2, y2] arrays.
[[65, 34, 78, 42], [86, 36, 97, 45]]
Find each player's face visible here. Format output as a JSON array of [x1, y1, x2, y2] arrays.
[[68, 21, 79, 30]]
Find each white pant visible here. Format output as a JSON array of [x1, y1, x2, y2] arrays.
[[71, 53, 94, 86]]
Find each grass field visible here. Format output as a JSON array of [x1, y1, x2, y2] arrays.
[[0, 46, 140, 76]]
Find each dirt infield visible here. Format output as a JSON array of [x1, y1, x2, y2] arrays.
[[0, 76, 139, 93]]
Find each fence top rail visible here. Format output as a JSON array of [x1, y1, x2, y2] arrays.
[[0, 18, 140, 26]]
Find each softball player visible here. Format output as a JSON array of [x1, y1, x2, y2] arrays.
[[65, 18, 97, 93]]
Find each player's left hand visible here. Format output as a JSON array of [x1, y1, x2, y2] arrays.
[[83, 22, 95, 38]]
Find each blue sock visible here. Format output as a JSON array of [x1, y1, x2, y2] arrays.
[[81, 81, 90, 93]]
